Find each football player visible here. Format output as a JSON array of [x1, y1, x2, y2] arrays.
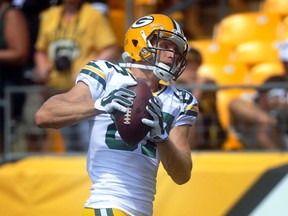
[[35, 14, 199, 216]]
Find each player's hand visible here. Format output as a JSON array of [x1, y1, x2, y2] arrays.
[[94, 85, 136, 114], [142, 96, 168, 143]]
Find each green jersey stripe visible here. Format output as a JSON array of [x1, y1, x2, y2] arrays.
[[80, 69, 106, 88], [185, 110, 199, 117]]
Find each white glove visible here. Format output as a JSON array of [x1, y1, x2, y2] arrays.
[[94, 86, 136, 113], [142, 96, 168, 143]]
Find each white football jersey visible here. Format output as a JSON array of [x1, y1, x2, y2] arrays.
[[76, 60, 198, 216]]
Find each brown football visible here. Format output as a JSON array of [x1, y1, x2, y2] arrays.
[[114, 79, 153, 146]]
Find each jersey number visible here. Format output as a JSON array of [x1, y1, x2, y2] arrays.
[[105, 123, 157, 158]]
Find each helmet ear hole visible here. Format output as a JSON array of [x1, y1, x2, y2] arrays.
[[132, 39, 138, 47]]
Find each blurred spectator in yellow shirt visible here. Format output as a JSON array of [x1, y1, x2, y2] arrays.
[[33, 0, 118, 152]]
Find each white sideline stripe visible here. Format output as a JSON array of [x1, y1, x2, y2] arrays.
[[249, 173, 288, 216]]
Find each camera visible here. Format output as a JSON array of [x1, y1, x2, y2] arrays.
[[55, 55, 71, 73]]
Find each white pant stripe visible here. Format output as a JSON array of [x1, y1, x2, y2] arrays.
[[100, 208, 108, 216]]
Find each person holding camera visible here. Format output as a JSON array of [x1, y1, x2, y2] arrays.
[[33, 0, 118, 152]]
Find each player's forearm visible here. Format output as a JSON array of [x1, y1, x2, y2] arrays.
[[158, 139, 192, 185], [35, 95, 98, 129]]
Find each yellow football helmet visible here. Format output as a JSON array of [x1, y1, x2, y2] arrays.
[[119, 14, 188, 82]]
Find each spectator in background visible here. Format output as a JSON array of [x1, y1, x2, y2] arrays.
[[33, 0, 118, 152], [228, 42, 288, 150], [0, 0, 29, 153], [229, 78, 287, 150], [13, 0, 51, 79], [12, 0, 52, 152], [174, 47, 227, 149]]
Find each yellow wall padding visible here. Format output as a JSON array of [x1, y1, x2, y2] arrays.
[[0, 156, 90, 216], [1, 153, 288, 216]]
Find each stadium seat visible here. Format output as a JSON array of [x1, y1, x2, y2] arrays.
[[231, 40, 280, 66], [198, 62, 257, 150], [189, 39, 232, 64], [250, 61, 285, 85], [46, 129, 65, 152], [197, 62, 250, 85], [198, 61, 256, 129], [261, 0, 288, 17], [214, 12, 282, 48], [216, 89, 255, 130], [216, 89, 254, 150], [197, 63, 221, 81], [222, 128, 244, 150]]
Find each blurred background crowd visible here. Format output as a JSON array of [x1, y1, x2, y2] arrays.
[[0, 0, 287, 160]]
